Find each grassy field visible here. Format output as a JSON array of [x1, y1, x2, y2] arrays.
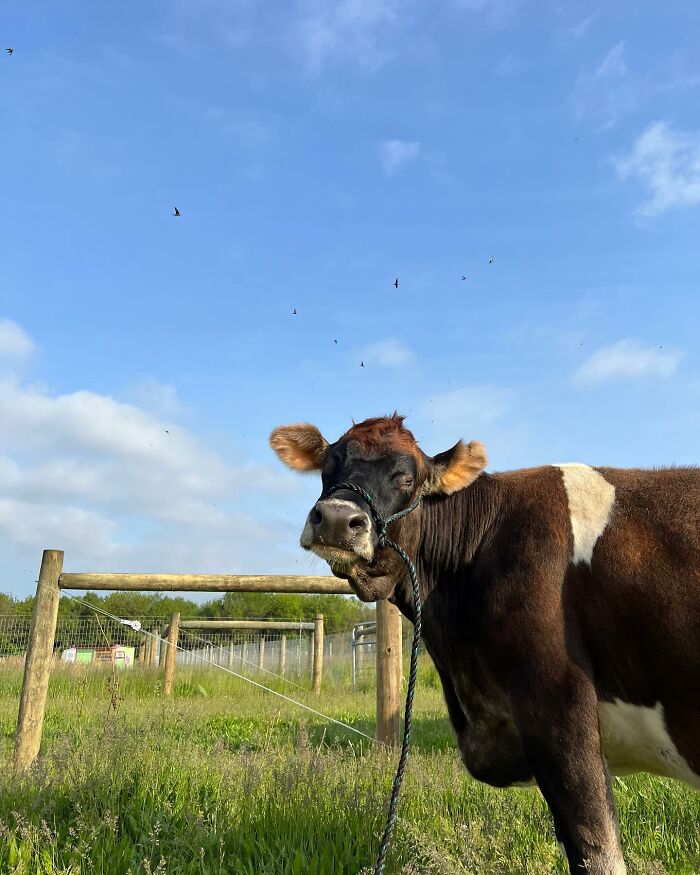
[[0, 663, 698, 874]]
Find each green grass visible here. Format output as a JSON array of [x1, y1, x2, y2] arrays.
[[0, 664, 698, 874]]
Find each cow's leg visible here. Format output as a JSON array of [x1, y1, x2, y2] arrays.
[[512, 664, 626, 875]]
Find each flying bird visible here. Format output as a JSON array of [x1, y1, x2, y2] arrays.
[[292, 308, 297, 315], [461, 275, 467, 281], [6, 48, 13, 55], [393, 278, 399, 288], [489, 256, 494, 264], [172, 207, 180, 217], [360, 360, 365, 368], [333, 339, 338, 344]]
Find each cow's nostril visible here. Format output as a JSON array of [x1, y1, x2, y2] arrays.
[[348, 514, 367, 532], [309, 507, 323, 527]]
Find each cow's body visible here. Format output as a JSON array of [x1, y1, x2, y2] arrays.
[[270, 416, 700, 875], [403, 464, 700, 796]]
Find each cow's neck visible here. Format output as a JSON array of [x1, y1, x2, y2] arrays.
[[390, 473, 503, 625]]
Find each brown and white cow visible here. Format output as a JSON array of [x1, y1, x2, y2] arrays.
[[270, 414, 700, 875]]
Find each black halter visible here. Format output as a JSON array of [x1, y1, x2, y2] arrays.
[[323, 481, 422, 547], [322, 481, 422, 875]]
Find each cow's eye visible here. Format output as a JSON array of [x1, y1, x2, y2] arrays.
[[394, 473, 414, 490]]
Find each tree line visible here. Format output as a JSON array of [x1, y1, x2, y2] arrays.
[[0, 590, 375, 635]]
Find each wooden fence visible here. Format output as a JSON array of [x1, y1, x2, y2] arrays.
[[13, 550, 403, 772]]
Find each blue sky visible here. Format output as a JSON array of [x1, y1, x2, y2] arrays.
[[2, 0, 700, 597]]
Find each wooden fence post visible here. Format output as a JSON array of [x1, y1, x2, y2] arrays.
[[14, 549, 63, 772], [158, 626, 168, 668], [148, 632, 158, 667], [258, 635, 265, 672], [312, 614, 324, 694], [163, 612, 180, 696], [241, 639, 248, 670], [375, 600, 402, 746], [279, 634, 286, 676]]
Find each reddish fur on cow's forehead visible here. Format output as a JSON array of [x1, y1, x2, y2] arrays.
[[340, 414, 422, 458]]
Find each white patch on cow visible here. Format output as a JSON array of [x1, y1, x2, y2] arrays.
[[560, 839, 627, 873], [599, 699, 700, 788], [584, 851, 627, 875], [556, 464, 615, 566], [611, 859, 627, 875]]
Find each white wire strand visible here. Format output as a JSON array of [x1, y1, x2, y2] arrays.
[[54, 586, 378, 745]]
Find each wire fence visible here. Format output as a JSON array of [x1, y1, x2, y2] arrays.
[[0, 615, 373, 686], [176, 627, 315, 680], [352, 621, 378, 690]]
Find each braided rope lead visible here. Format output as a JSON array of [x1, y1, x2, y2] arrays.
[[324, 483, 423, 875]]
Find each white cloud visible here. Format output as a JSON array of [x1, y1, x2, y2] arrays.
[[129, 378, 185, 418], [614, 121, 700, 216], [595, 40, 627, 78], [574, 339, 683, 385], [0, 498, 117, 556], [420, 385, 532, 469], [379, 139, 420, 175], [0, 375, 295, 526], [361, 338, 413, 368], [568, 11, 598, 38], [164, 0, 406, 72], [572, 41, 634, 129], [0, 323, 303, 583], [424, 386, 509, 430], [0, 320, 35, 362], [505, 321, 586, 355], [294, 0, 405, 73], [572, 45, 699, 132]]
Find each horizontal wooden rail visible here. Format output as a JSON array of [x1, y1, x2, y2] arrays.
[[15, 550, 401, 773], [179, 620, 315, 631], [59, 573, 353, 595]]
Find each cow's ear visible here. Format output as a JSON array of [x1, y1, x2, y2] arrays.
[[424, 440, 488, 495], [269, 423, 329, 472]]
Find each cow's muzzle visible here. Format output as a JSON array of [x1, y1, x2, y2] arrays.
[[300, 497, 374, 564]]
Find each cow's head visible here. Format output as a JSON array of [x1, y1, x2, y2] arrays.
[[270, 414, 487, 602]]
